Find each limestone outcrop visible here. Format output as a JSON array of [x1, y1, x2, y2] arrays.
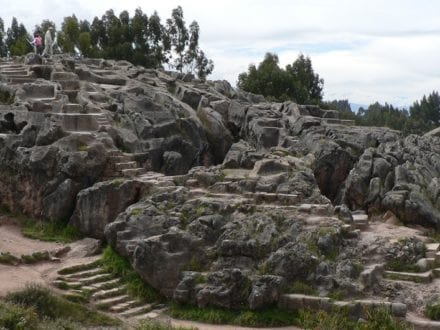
[[2, 54, 440, 314]]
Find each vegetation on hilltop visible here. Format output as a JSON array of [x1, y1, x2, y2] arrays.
[[324, 91, 440, 134], [238, 52, 440, 135], [238, 52, 324, 104], [0, 6, 214, 79]]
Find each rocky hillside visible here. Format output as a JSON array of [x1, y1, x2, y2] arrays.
[[2, 54, 440, 323]]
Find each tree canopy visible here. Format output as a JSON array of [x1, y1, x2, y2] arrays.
[[324, 91, 440, 135], [237, 52, 323, 104], [0, 6, 214, 79]]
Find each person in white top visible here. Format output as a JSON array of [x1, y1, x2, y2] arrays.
[[42, 27, 54, 57]]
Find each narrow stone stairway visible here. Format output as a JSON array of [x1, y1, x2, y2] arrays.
[[54, 260, 165, 322], [0, 63, 36, 84], [103, 149, 146, 178]]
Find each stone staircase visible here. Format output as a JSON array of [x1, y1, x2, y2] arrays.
[[52, 71, 81, 105], [382, 243, 440, 284], [0, 63, 36, 84], [54, 260, 164, 321], [103, 149, 146, 178]]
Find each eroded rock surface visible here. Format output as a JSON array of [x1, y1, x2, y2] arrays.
[[2, 54, 440, 314]]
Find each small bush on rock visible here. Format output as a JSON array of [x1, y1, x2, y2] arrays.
[[426, 303, 440, 320]]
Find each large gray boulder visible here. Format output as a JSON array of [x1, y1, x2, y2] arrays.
[[70, 179, 151, 238]]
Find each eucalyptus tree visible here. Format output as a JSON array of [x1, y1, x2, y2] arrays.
[[0, 17, 6, 57], [58, 15, 80, 54], [6, 17, 32, 56]]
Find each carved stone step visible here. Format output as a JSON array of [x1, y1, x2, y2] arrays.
[[9, 77, 37, 84], [1, 70, 28, 75], [121, 168, 145, 177], [115, 162, 138, 171], [118, 304, 153, 317], [62, 103, 83, 113], [109, 300, 139, 313], [384, 270, 432, 283], [95, 295, 131, 310], [63, 267, 105, 280], [54, 79, 80, 91], [92, 287, 127, 300]]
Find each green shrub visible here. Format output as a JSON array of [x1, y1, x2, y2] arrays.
[[101, 246, 163, 302], [386, 259, 421, 273], [5, 284, 120, 326], [22, 220, 83, 243], [136, 319, 196, 330], [0, 252, 20, 265], [298, 307, 409, 330], [426, 303, 440, 320], [6, 284, 58, 319], [20, 251, 51, 264], [289, 281, 317, 295], [0, 301, 38, 330], [0, 90, 14, 105], [169, 304, 299, 327]]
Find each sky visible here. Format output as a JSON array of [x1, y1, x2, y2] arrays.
[[2, 0, 440, 107]]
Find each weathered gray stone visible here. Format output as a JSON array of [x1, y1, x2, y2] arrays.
[[70, 179, 149, 238]]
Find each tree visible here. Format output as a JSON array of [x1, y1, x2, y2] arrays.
[[195, 50, 214, 80], [238, 53, 292, 101], [166, 6, 189, 72], [0, 17, 7, 57], [59, 15, 80, 53], [406, 91, 440, 134], [238, 53, 323, 103], [148, 11, 170, 68], [356, 102, 409, 131], [79, 20, 91, 33], [286, 54, 323, 104], [321, 99, 357, 120], [131, 8, 149, 66], [78, 32, 93, 57], [35, 20, 56, 36], [90, 16, 106, 52], [6, 17, 31, 56], [1, 7, 213, 76]]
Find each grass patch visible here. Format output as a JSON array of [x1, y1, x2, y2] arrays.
[[169, 304, 299, 327], [0, 204, 82, 243], [299, 307, 409, 330], [183, 257, 206, 272], [385, 259, 422, 273], [4, 284, 120, 327], [130, 208, 143, 216], [0, 90, 14, 105], [22, 220, 83, 243], [327, 289, 345, 301], [101, 246, 164, 303], [0, 252, 20, 265], [20, 250, 51, 264], [0, 301, 38, 330], [426, 302, 440, 320], [289, 281, 318, 295], [136, 319, 196, 330]]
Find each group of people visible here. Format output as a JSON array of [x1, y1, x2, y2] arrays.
[[32, 27, 55, 57]]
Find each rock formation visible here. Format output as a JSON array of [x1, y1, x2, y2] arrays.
[[2, 54, 440, 320]]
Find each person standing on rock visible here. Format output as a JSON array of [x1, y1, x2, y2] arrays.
[[33, 33, 43, 55], [42, 27, 54, 57]]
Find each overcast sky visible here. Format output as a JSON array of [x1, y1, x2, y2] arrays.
[[2, 0, 440, 107]]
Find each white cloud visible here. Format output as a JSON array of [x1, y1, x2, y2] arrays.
[[2, 0, 440, 106]]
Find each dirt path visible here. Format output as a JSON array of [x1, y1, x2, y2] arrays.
[[0, 215, 100, 297], [162, 317, 302, 330], [0, 216, 302, 329]]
